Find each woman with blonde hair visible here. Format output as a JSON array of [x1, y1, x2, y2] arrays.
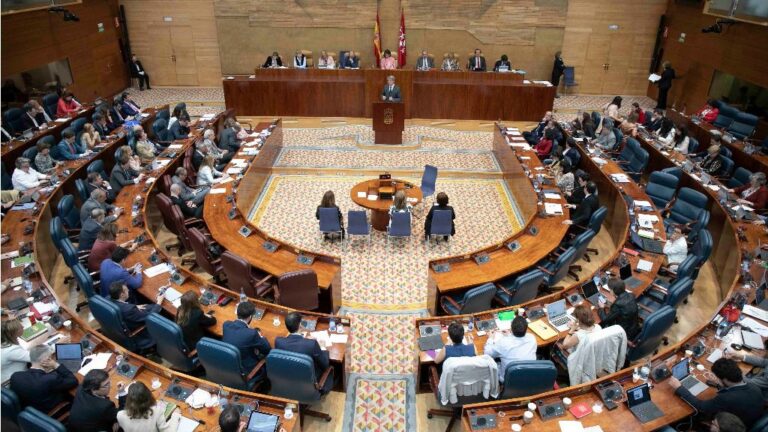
[[388, 190, 412, 229], [316, 190, 344, 239], [196, 154, 222, 186], [1, 319, 30, 382], [81, 123, 102, 150]]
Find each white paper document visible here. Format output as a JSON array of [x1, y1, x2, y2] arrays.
[[226, 168, 242, 175], [329, 334, 348, 344], [78, 352, 113, 376], [544, 203, 564, 215], [168, 144, 183, 149], [144, 263, 170, 278], [357, 191, 367, 198], [637, 229, 655, 239], [209, 188, 227, 194], [636, 259, 653, 272], [177, 416, 200, 432], [544, 193, 562, 200], [310, 330, 333, 348], [743, 305, 768, 323], [559, 420, 584, 432], [649, 73, 661, 82], [739, 317, 768, 337]]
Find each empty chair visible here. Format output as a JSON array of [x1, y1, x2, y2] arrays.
[[645, 171, 679, 209], [538, 246, 578, 288], [591, 111, 601, 128], [1, 388, 21, 425], [656, 254, 698, 292], [276, 269, 319, 311], [18, 407, 66, 432], [728, 112, 758, 140], [567, 229, 596, 278], [89, 295, 155, 353], [72, 263, 97, 311], [426, 209, 453, 246], [317, 207, 343, 243], [74, 178, 89, 202], [420, 165, 438, 202], [691, 229, 713, 280], [624, 139, 649, 181], [712, 104, 738, 129], [70, 117, 86, 136], [57, 194, 81, 231], [728, 167, 753, 189], [661, 166, 682, 180], [626, 306, 676, 362], [563, 66, 578, 95], [345, 210, 370, 248], [499, 360, 557, 398], [42, 93, 59, 119], [22, 146, 38, 162], [266, 349, 334, 425], [718, 155, 735, 178], [719, 145, 733, 158], [50, 216, 77, 252], [387, 211, 411, 246], [495, 268, 545, 306], [159, 174, 173, 196], [145, 313, 199, 373], [196, 337, 263, 391], [440, 282, 496, 315], [664, 187, 708, 231], [3, 108, 25, 134], [188, 227, 224, 281], [687, 136, 699, 154], [638, 276, 693, 321], [152, 118, 172, 144], [221, 250, 274, 299]]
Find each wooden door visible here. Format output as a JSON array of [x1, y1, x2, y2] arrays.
[[171, 26, 198, 86], [602, 35, 632, 94], [137, 25, 197, 86]]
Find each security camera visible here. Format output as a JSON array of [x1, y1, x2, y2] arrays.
[[702, 19, 736, 34]]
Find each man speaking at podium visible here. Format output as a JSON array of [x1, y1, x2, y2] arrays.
[[381, 75, 401, 102]]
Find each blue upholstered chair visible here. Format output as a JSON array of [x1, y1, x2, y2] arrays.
[[661, 166, 682, 180], [645, 171, 679, 209], [70, 117, 87, 136], [420, 164, 438, 201], [197, 337, 264, 391], [495, 269, 545, 307], [87, 159, 108, 181], [627, 306, 676, 362], [72, 262, 97, 312], [153, 118, 172, 144], [266, 349, 334, 424], [22, 146, 38, 162], [427, 209, 453, 246], [539, 246, 578, 288], [567, 229, 596, 278], [638, 276, 693, 321], [74, 178, 89, 202], [728, 112, 758, 140], [440, 282, 496, 315], [318, 207, 343, 243], [18, 407, 66, 432], [625, 139, 649, 181], [387, 211, 411, 246], [0, 162, 10, 191], [687, 137, 699, 154], [712, 104, 738, 129], [346, 210, 370, 248], [691, 229, 713, 281], [719, 145, 733, 158], [42, 93, 59, 119], [656, 254, 698, 292], [145, 313, 200, 373], [591, 111, 601, 129], [664, 187, 708, 231], [728, 167, 753, 189], [1, 388, 21, 424], [500, 360, 557, 399], [89, 295, 155, 353], [57, 194, 81, 231], [718, 155, 735, 179], [563, 67, 578, 95], [3, 108, 25, 134]]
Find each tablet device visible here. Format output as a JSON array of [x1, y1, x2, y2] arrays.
[[246, 411, 280, 432]]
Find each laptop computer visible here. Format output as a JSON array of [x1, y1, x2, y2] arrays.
[[671, 358, 708, 396], [546, 299, 573, 332], [630, 230, 665, 254], [700, 172, 712, 185], [55, 343, 83, 373], [619, 262, 633, 280], [581, 279, 606, 307], [245, 410, 280, 432], [626, 383, 664, 423]]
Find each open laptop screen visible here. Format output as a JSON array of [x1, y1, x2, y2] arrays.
[[671, 358, 690, 380], [55, 343, 82, 361], [626, 383, 652, 408], [582, 279, 598, 298], [546, 299, 566, 317]]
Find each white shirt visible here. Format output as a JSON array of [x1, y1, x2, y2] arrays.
[[117, 401, 180, 432], [658, 128, 676, 148], [12, 167, 46, 191], [663, 236, 688, 265], [674, 136, 690, 154], [294, 56, 306, 68], [196, 165, 221, 186], [483, 333, 537, 382], [1, 343, 30, 383]]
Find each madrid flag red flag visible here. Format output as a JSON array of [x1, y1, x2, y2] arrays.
[[398, 10, 406, 68], [373, 11, 382, 68]]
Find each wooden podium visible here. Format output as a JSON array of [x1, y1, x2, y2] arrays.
[[372, 101, 404, 145]]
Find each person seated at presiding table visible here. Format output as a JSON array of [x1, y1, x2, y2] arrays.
[[56, 91, 82, 118], [467, 48, 486, 72], [68, 369, 119, 432], [673, 125, 690, 154], [11, 157, 49, 193], [86, 171, 116, 203], [80, 123, 102, 151], [316, 190, 344, 239], [441, 53, 459, 71], [725, 339, 768, 401], [170, 183, 203, 218], [560, 304, 602, 354], [663, 226, 688, 272], [572, 112, 596, 139], [341, 50, 360, 69], [493, 54, 512, 72], [293, 50, 307, 69], [33, 141, 59, 174], [1, 319, 30, 383], [9, 344, 78, 413], [730, 172, 767, 210], [88, 223, 137, 272], [597, 278, 639, 339], [317, 51, 335, 69], [695, 99, 720, 124], [275, 312, 333, 393], [434, 321, 476, 364], [381, 75, 401, 102], [80, 188, 121, 224], [563, 181, 599, 232], [668, 358, 764, 428], [389, 190, 412, 228], [416, 50, 434, 71], [619, 112, 639, 138], [110, 150, 145, 194], [176, 290, 217, 350], [534, 127, 556, 158], [263, 51, 283, 68], [655, 118, 676, 150], [169, 115, 191, 141], [699, 145, 724, 176], [53, 128, 87, 160], [424, 192, 455, 241], [223, 302, 272, 380], [79, 208, 106, 251], [631, 102, 646, 125], [524, 111, 554, 145], [117, 381, 180, 432], [380, 49, 397, 69], [593, 118, 617, 151], [483, 316, 537, 382], [218, 405, 244, 432], [134, 126, 159, 162], [21, 101, 48, 131], [100, 248, 143, 297], [172, 167, 209, 205], [196, 155, 223, 186]]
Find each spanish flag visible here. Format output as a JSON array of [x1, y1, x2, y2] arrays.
[[373, 9, 382, 68]]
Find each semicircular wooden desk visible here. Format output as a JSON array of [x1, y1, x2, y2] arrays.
[[349, 178, 422, 231]]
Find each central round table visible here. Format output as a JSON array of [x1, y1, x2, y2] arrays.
[[350, 178, 423, 231]]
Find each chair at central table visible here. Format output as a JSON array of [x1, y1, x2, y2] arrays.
[[349, 178, 422, 231]]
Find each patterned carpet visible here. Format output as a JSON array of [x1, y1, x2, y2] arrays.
[[345, 374, 417, 432]]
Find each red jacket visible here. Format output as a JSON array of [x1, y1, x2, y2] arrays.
[[56, 98, 81, 118], [534, 138, 553, 158], [734, 183, 768, 210], [635, 108, 646, 125], [695, 106, 719, 123]]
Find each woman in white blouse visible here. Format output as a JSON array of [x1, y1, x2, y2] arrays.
[[603, 96, 622, 121], [11, 157, 49, 192], [196, 154, 222, 186], [1, 319, 30, 383], [293, 51, 307, 68], [555, 158, 575, 196], [656, 118, 676, 150], [117, 381, 180, 432], [663, 227, 688, 271], [317, 51, 335, 69], [673, 126, 690, 154]]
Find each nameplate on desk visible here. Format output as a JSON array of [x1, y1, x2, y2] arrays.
[[473, 253, 490, 265], [297, 253, 315, 265], [506, 240, 521, 252], [431, 262, 451, 273], [238, 226, 252, 238], [528, 225, 539, 236], [262, 241, 278, 253]]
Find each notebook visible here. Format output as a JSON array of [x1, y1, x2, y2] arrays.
[[528, 320, 559, 340]]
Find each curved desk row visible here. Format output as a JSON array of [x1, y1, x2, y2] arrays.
[[2, 106, 96, 162]]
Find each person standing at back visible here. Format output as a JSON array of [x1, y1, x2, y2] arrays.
[[551, 51, 566, 97], [655, 61, 676, 109]]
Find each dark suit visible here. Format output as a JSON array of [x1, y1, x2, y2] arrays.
[[80, 197, 116, 224], [551, 56, 566, 86], [342, 55, 359, 69], [171, 194, 203, 218], [192, 149, 205, 170], [416, 56, 434, 70], [52, 139, 84, 161], [78, 218, 102, 251], [121, 100, 140, 117], [9, 365, 78, 413], [468, 56, 486, 72], [94, 122, 111, 139], [110, 107, 127, 123], [597, 292, 639, 339], [656, 67, 676, 109], [381, 84, 401, 102], [178, 308, 217, 350], [222, 320, 272, 372], [169, 121, 188, 140], [131, 60, 151, 90], [493, 60, 512, 72], [68, 387, 118, 432], [114, 299, 160, 347], [85, 181, 116, 203], [424, 204, 455, 239], [571, 193, 598, 228], [263, 56, 283, 68], [218, 128, 241, 153], [275, 334, 333, 393], [109, 164, 137, 194], [21, 112, 45, 131], [675, 382, 763, 428]]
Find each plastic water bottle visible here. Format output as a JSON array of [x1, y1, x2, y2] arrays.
[[22, 276, 32, 295], [239, 288, 247, 305], [329, 319, 336, 333]]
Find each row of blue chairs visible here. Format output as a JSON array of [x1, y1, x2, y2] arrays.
[[710, 100, 759, 140], [1, 390, 67, 432]]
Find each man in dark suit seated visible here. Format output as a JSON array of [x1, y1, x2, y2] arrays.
[[9, 344, 78, 413], [109, 153, 144, 194], [68, 369, 119, 432], [120, 92, 141, 117], [169, 115, 190, 141], [597, 278, 639, 339], [218, 118, 242, 154], [381, 75, 401, 102], [563, 181, 598, 234], [523, 111, 553, 145], [21, 102, 47, 131], [92, 113, 111, 139], [109, 281, 163, 347], [80, 189, 121, 224], [275, 312, 333, 393], [52, 129, 86, 161], [263, 51, 283, 68], [79, 208, 105, 251], [173, 167, 208, 205], [467, 48, 486, 72], [170, 183, 203, 218], [566, 170, 589, 205], [130, 55, 151, 91], [86, 172, 116, 203], [222, 302, 272, 379], [493, 54, 512, 72], [341, 51, 359, 69], [424, 192, 456, 241]]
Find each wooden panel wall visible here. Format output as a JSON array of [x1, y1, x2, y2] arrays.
[[120, 0, 222, 87], [1, 0, 129, 103], [647, 0, 768, 112]]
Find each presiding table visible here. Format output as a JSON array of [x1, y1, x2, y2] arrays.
[[349, 178, 422, 231]]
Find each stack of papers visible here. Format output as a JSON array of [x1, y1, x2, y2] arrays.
[[226, 168, 243, 175], [648, 73, 661, 82], [1, 250, 20, 260], [230, 159, 247, 166], [185, 388, 213, 409], [144, 263, 170, 278], [544, 192, 562, 200], [742, 305, 768, 323], [167, 144, 183, 149], [163, 287, 184, 308], [367, 194, 378, 201], [633, 200, 653, 211], [637, 214, 658, 228], [637, 229, 655, 239], [357, 191, 367, 198], [591, 157, 607, 165], [209, 188, 227, 194], [329, 334, 348, 344], [78, 352, 113, 376], [544, 203, 564, 215], [532, 80, 553, 86], [200, 114, 215, 120], [310, 330, 333, 349], [637, 259, 653, 272], [610, 173, 630, 183]]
